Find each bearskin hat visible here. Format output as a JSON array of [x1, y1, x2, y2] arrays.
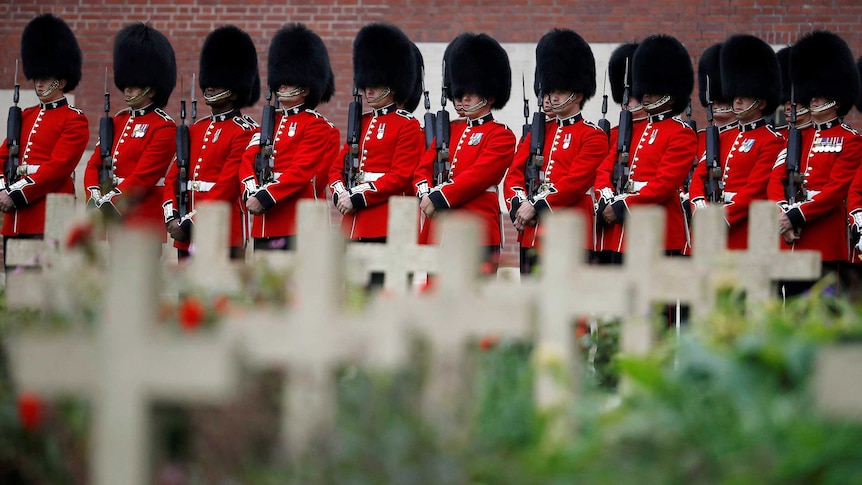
[[632, 34, 693, 115], [441, 35, 462, 102], [113, 23, 177, 108], [247, 72, 261, 107], [448, 32, 511, 109], [720, 34, 781, 115], [199, 25, 259, 108], [535, 29, 596, 103], [791, 31, 859, 117], [353, 23, 415, 105], [21, 14, 82, 92], [404, 43, 424, 112], [697, 43, 726, 107], [268, 23, 331, 109], [856, 56, 862, 113], [776, 46, 793, 105], [321, 68, 335, 104], [608, 42, 638, 104]]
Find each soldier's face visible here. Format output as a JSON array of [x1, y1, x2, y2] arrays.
[[124, 86, 154, 109], [548, 89, 579, 117], [542, 95, 554, 116], [712, 101, 736, 126], [809, 96, 838, 122], [33, 77, 65, 101], [732, 96, 762, 122], [457, 93, 491, 118], [364, 85, 393, 108]]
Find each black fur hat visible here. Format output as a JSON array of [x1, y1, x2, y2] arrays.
[[247, 72, 261, 107], [353, 23, 415, 105], [720, 34, 781, 115], [321, 68, 335, 104], [632, 34, 693, 115], [268, 23, 331, 109], [113, 23, 177, 108], [199, 25, 259, 108], [791, 30, 859, 117], [535, 29, 596, 102], [404, 43, 424, 112], [608, 42, 637, 104], [776, 46, 793, 104], [697, 43, 726, 107], [21, 14, 82, 92], [856, 56, 862, 113], [448, 32, 511, 109], [441, 35, 462, 102]]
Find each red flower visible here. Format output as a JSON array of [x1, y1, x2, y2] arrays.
[[17, 391, 43, 431], [478, 334, 500, 351], [65, 222, 93, 249], [179, 297, 205, 331], [479, 262, 496, 276], [575, 316, 591, 339], [212, 294, 230, 314]]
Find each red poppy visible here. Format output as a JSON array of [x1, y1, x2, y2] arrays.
[[17, 391, 43, 431], [478, 334, 500, 351], [179, 297, 205, 331], [212, 294, 230, 314], [65, 222, 93, 249]]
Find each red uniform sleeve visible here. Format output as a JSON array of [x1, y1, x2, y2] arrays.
[[625, 127, 697, 207], [534, 127, 608, 211], [437, 127, 516, 208], [503, 132, 531, 210], [350, 118, 423, 208], [209, 127, 253, 202], [255, 116, 329, 207], [594, 126, 618, 198], [792, 136, 862, 223], [725, 134, 785, 225], [413, 142, 436, 196]]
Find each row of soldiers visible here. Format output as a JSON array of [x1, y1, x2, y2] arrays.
[[2, 15, 861, 295]]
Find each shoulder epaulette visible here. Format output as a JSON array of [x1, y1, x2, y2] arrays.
[[304, 108, 325, 119], [840, 123, 859, 135], [672, 118, 692, 130], [765, 124, 784, 138], [242, 114, 259, 128], [155, 108, 174, 122], [114, 107, 131, 117], [582, 119, 602, 130], [68, 105, 85, 115], [232, 115, 253, 130], [396, 109, 415, 119]]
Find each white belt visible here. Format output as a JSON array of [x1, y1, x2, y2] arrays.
[[359, 171, 385, 183], [187, 180, 216, 192], [723, 191, 736, 204], [114, 176, 166, 187], [486, 185, 497, 193]]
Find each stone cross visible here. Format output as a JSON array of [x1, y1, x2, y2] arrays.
[[183, 201, 242, 294], [4, 193, 77, 309], [8, 229, 239, 485], [345, 196, 438, 293], [813, 345, 862, 420]]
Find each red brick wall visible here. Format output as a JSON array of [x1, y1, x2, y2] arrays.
[[1, 1, 860, 267]]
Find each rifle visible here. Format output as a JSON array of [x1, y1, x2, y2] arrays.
[[684, 99, 697, 131], [98, 67, 115, 194], [612, 58, 633, 194], [3, 59, 21, 189], [525, 86, 546, 198], [703, 77, 722, 203], [254, 89, 277, 186], [175, 74, 192, 220], [598, 69, 611, 139], [342, 85, 362, 189], [422, 64, 435, 150], [520, 73, 530, 142], [433, 60, 451, 186], [784, 85, 804, 205]]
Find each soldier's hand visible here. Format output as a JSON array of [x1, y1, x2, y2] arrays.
[[419, 195, 436, 219], [336, 191, 356, 215], [516, 202, 537, 228], [166, 219, 189, 242], [246, 196, 264, 215], [0, 191, 14, 213], [602, 203, 618, 225], [778, 212, 796, 236]]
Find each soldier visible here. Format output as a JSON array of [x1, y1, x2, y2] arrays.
[[774, 46, 813, 132], [418, 32, 516, 271], [845, 56, 862, 290], [329, 23, 424, 251], [593, 42, 647, 264], [600, 34, 697, 257], [691, 34, 785, 251], [0, 14, 89, 267], [239, 24, 335, 251], [504, 29, 608, 274], [161, 25, 259, 260], [769, 31, 862, 295], [84, 22, 177, 230]]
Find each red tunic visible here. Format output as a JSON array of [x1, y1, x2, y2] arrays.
[[610, 112, 698, 252], [239, 105, 331, 239], [768, 119, 862, 262], [414, 119, 468, 245], [163, 109, 256, 250], [329, 103, 424, 239], [504, 114, 608, 250], [503, 118, 556, 247], [691, 119, 785, 249], [593, 118, 648, 252], [1, 98, 89, 236], [426, 112, 516, 246], [84, 104, 176, 231]]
